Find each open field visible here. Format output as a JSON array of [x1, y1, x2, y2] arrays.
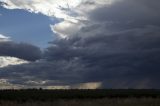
[[0, 89, 160, 106]]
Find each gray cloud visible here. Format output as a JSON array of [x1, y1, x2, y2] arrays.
[[0, 41, 42, 61], [43, 0, 160, 88], [1, 25, 160, 88], [43, 25, 160, 88], [0, 60, 86, 86], [89, 0, 160, 22], [0, 0, 160, 89]]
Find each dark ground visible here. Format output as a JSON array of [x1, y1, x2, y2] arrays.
[[0, 89, 160, 106]]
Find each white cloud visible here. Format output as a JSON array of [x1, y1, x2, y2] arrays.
[[0, 0, 82, 38], [0, 56, 29, 68], [0, 0, 113, 38], [0, 0, 82, 19], [50, 21, 83, 38], [0, 34, 10, 42]]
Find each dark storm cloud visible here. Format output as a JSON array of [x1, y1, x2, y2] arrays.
[[88, 0, 160, 32], [1, 0, 160, 88], [42, 0, 160, 88], [89, 0, 160, 22], [2, 25, 160, 88], [43, 25, 160, 88], [0, 60, 86, 86], [0, 41, 42, 61]]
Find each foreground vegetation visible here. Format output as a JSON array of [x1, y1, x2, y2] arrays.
[[0, 89, 160, 106], [0, 98, 160, 106]]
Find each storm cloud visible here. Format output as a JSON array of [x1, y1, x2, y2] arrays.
[[43, 26, 160, 88], [0, 41, 42, 61], [0, 0, 160, 89]]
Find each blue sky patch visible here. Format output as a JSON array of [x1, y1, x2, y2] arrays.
[[0, 7, 56, 48]]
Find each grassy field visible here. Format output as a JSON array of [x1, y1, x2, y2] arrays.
[[0, 89, 160, 106]]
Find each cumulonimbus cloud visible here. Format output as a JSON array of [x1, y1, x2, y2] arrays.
[[1, 0, 160, 89]]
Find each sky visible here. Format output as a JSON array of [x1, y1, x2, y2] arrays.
[[0, 5, 55, 48], [0, 0, 160, 89]]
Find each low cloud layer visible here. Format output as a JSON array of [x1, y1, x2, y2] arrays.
[[0, 41, 42, 61], [0, 0, 160, 89]]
